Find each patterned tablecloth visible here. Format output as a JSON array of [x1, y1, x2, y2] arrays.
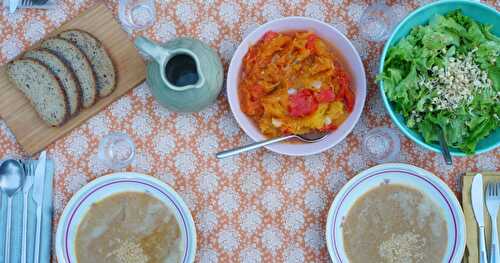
[[1, 0, 499, 262]]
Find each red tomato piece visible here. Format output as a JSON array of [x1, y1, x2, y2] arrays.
[[244, 47, 257, 65], [320, 124, 337, 132], [263, 31, 279, 42], [306, 34, 318, 52], [333, 68, 354, 111], [344, 87, 355, 112], [249, 84, 265, 100], [315, 88, 335, 103], [336, 68, 350, 90], [288, 89, 318, 117]]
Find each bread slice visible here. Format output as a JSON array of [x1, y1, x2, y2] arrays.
[[59, 30, 116, 97], [7, 59, 69, 126], [41, 37, 97, 108], [24, 49, 82, 116]]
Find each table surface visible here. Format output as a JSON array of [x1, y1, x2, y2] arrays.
[[0, 0, 499, 262]]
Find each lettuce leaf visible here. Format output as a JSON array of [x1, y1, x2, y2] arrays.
[[379, 10, 500, 154]]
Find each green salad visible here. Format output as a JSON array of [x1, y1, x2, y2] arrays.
[[379, 10, 500, 154]]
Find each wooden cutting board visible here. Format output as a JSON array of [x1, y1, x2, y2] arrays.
[[0, 3, 146, 155]]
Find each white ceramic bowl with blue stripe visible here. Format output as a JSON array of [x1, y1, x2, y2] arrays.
[[326, 163, 466, 263], [55, 172, 197, 263]]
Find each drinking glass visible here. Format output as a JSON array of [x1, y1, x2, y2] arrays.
[[118, 0, 156, 30], [98, 132, 135, 170], [358, 3, 398, 42], [362, 127, 400, 163]]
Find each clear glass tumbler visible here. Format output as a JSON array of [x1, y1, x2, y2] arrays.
[[358, 3, 398, 42], [362, 127, 401, 163], [98, 132, 136, 170], [118, 0, 156, 30]]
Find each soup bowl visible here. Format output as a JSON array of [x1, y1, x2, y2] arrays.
[[226, 16, 367, 156], [55, 172, 197, 263], [326, 163, 466, 262]]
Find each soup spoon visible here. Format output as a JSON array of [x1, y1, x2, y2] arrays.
[[216, 132, 328, 159], [0, 159, 26, 263]]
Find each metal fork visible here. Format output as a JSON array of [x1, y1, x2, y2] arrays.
[[20, 0, 48, 7], [486, 183, 500, 263], [21, 159, 35, 263]]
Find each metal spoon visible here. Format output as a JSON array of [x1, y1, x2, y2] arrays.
[[216, 132, 328, 159], [437, 126, 452, 165], [0, 159, 26, 263]]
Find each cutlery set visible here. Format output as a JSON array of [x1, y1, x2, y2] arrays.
[[4, 0, 50, 13], [472, 174, 500, 263], [0, 151, 47, 263]]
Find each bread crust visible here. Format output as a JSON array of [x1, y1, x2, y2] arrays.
[[42, 37, 97, 108], [7, 58, 70, 126], [59, 29, 117, 98], [25, 48, 83, 116]]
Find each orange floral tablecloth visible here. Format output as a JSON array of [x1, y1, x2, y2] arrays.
[[1, 0, 500, 262]]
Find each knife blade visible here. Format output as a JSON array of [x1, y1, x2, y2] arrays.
[[32, 150, 46, 263], [8, 0, 18, 13], [472, 173, 489, 263]]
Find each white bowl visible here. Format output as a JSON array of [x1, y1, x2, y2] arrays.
[[226, 17, 367, 156], [325, 163, 466, 263], [55, 172, 197, 263]]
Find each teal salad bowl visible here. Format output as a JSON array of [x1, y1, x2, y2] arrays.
[[379, 0, 500, 156]]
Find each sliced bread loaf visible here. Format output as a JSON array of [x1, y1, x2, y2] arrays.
[[24, 49, 82, 116], [59, 30, 116, 97], [41, 37, 97, 108], [7, 59, 69, 126]]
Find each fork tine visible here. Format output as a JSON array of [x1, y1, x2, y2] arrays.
[[28, 159, 32, 176], [27, 159, 32, 176], [488, 183, 493, 196], [30, 159, 35, 176]]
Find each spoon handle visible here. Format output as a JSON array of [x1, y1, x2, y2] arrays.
[[437, 127, 452, 165], [34, 206, 42, 263], [21, 193, 29, 263], [5, 197, 13, 263], [216, 134, 296, 159]]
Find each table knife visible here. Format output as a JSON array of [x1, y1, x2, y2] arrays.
[[32, 150, 46, 263], [8, 0, 18, 13], [472, 173, 489, 263]]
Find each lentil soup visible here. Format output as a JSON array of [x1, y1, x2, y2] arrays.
[[75, 192, 183, 263], [343, 184, 448, 263]]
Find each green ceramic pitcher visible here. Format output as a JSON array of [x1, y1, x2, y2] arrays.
[[135, 36, 224, 112]]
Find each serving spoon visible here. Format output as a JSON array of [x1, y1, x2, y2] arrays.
[[437, 126, 453, 165], [216, 132, 328, 159], [0, 159, 26, 263]]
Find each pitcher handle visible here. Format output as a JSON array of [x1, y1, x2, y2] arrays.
[[135, 36, 171, 65]]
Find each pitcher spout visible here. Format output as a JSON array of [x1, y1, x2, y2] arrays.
[[134, 36, 170, 64]]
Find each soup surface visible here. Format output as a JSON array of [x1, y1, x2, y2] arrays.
[[343, 184, 448, 263], [75, 192, 183, 263]]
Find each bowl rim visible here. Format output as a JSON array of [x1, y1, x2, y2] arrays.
[[54, 172, 197, 263], [226, 16, 367, 156], [325, 163, 466, 262], [378, 0, 500, 157]]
